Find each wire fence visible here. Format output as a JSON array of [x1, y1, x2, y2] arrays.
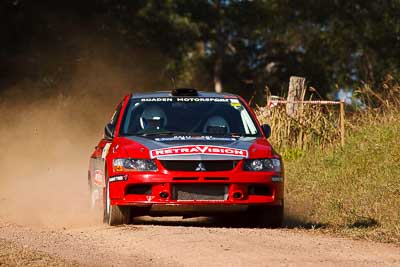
[[256, 99, 345, 149]]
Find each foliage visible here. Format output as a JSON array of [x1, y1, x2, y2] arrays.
[[1, 1, 399, 99], [255, 76, 400, 152], [260, 78, 400, 244], [256, 102, 341, 150]]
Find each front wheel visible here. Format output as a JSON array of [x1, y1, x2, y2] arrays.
[[103, 180, 131, 226]]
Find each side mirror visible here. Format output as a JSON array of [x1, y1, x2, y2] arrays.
[[104, 123, 115, 140], [262, 124, 271, 139]]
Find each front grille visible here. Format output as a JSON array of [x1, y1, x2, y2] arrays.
[[160, 160, 238, 171], [172, 184, 228, 200]]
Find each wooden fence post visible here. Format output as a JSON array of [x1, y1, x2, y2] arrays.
[[287, 76, 306, 117], [340, 99, 345, 146]]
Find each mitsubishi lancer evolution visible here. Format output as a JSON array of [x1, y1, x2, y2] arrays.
[[88, 88, 284, 226]]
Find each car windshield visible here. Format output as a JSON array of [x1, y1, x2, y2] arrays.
[[119, 97, 260, 137]]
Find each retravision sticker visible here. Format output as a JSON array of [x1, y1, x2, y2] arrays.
[[150, 145, 248, 158]]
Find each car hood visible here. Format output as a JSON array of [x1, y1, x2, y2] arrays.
[[116, 135, 273, 160]]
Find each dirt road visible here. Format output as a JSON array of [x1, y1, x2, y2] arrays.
[[0, 217, 399, 267]]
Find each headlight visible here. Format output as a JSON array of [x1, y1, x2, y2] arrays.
[[113, 159, 158, 172], [243, 158, 281, 172]]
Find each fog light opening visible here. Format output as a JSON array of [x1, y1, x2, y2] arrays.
[[159, 191, 169, 199], [232, 192, 243, 199]]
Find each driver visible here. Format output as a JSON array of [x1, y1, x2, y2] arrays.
[[139, 105, 168, 130], [203, 115, 230, 134]]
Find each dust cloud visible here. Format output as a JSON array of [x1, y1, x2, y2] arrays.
[[0, 57, 160, 228]]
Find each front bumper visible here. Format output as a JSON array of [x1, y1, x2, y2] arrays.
[[108, 170, 284, 207]]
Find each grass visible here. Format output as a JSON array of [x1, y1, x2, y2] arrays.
[[283, 115, 400, 244], [256, 103, 341, 150], [255, 76, 400, 243]]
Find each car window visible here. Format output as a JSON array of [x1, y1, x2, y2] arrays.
[[119, 97, 260, 137]]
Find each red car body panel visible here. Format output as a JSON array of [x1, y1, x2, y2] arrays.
[[89, 91, 284, 215]]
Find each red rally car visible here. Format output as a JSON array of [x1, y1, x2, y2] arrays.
[[88, 88, 284, 226]]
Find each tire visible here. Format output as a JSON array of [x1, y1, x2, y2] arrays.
[[103, 179, 131, 226], [247, 204, 284, 228]]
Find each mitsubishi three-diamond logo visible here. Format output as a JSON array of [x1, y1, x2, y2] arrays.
[[195, 162, 207, 171]]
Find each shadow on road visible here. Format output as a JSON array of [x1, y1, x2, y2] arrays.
[[283, 214, 328, 229], [126, 213, 379, 231], [129, 214, 329, 230], [132, 216, 283, 229]]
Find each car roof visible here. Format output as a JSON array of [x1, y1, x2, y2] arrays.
[[131, 91, 239, 99]]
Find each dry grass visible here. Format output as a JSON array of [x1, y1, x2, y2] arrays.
[[350, 74, 400, 127], [256, 74, 400, 154], [284, 117, 400, 243], [256, 76, 400, 244], [256, 103, 340, 152]]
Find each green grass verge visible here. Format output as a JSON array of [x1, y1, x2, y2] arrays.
[[284, 116, 400, 244]]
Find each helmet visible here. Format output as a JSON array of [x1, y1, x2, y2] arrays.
[[140, 105, 167, 130], [203, 116, 230, 134]]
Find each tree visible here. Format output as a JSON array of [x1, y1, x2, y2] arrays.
[[1, 0, 399, 99]]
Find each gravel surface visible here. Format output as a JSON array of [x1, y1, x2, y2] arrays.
[[0, 237, 78, 266], [0, 217, 399, 267]]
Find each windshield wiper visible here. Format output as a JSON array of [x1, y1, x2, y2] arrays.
[[206, 133, 255, 138], [230, 133, 250, 138]]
